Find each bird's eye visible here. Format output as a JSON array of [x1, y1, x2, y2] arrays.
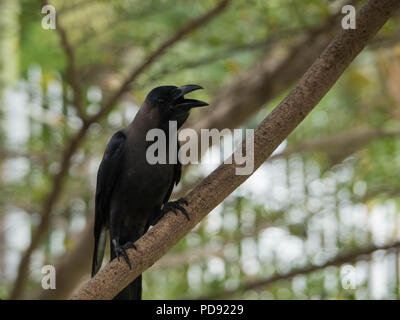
[[158, 98, 166, 105]]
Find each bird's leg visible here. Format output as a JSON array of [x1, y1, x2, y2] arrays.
[[161, 198, 190, 220], [112, 239, 137, 269]]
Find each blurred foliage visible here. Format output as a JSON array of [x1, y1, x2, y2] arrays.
[[1, 0, 400, 300]]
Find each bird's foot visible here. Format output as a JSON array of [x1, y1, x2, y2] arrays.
[[112, 239, 137, 269], [161, 198, 190, 220]]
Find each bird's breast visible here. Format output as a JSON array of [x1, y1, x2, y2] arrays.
[[121, 158, 174, 203]]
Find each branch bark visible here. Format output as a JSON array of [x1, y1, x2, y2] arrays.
[[71, 0, 400, 300], [9, 0, 230, 299], [198, 241, 400, 299]]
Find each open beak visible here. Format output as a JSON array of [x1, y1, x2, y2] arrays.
[[171, 84, 209, 110]]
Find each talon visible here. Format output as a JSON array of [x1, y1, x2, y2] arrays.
[[173, 203, 189, 220], [123, 241, 137, 251], [120, 250, 131, 269], [161, 198, 190, 220], [168, 205, 178, 215], [177, 198, 189, 206], [112, 239, 134, 269]]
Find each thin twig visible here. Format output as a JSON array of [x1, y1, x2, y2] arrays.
[[40, 0, 85, 120]]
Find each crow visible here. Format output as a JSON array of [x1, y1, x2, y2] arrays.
[[91, 85, 208, 300]]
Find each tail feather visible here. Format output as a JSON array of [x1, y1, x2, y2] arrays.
[[110, 236, 143, 300], [92, 227, 106, 277], [113, 275, 142, 300]]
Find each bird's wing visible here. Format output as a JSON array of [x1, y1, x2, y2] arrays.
[[92, 130, 126, 276], [162, 140, 182, 205]]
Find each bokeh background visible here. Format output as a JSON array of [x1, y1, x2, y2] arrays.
[[1, 0, 400, 299]]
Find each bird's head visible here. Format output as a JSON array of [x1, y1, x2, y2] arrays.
[[142, 85, 208, 128]]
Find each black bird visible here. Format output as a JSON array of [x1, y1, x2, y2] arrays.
[[91, 85, 208, 300]]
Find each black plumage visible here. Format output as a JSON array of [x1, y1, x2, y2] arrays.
[[91, 85, 208, 299]]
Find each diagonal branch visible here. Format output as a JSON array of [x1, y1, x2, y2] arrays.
[[9, 0, 230, 300], [9, 124, 89, 299], [71, 0, 400, 300], [198, 241, 400, 299]]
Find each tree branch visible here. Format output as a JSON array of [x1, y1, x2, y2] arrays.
[[40, 0, 85, 120], [71, 0, 400, 300], [198, 241, 400, 299], [9, 124, 89, 299]]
